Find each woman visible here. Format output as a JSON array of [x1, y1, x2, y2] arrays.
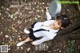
[[17, 9, 70, 46]]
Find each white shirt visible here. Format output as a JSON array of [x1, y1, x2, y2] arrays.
[[32, 20, 59, 45], [32, 11, 59, 45]]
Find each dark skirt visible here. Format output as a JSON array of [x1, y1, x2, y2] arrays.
[[28, 22, 42, 41]]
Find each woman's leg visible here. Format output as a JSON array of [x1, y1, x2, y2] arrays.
[[17, 37, 32, 46], [22, 37, 32, 43]]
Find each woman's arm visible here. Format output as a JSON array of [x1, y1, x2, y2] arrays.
[[46, 8, 52, 20]]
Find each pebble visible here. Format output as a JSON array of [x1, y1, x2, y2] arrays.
[[28, 3, 31, 6], [25, 20, 27, 22], [47, 3, 49, 5], [36, 10, 40, 12], [41, 9, 44, 12], [5, 35, 9, 38], [57, 49, 59, 51], [59, 50, 61, 52], [46, 46, 49, 48], [34, 2, 37, 5], [17, 47, 20, 49], [34, 17, 38, 20], [18, 35, 21, 38], [54, 49, 56, 51], [10, 14, 14, 19], [67, 9, 69, 11], [17, 21, 22, 24], [29, 11, 34, 14], [0, 31, 3, 34], [9, 37, 13, 41], [19, 37, 22, 40], [48, 51, 51, 53], [6, 8, 9, 10], [32, 8, 35, 10], [24, 7, 29, 10], [42, 2, 45, 5], [64, 46, 66, 47], [27, 47, 31, 51], [21, 47, 23, 49], [2, 42, 5, 44], [29, 19, 32, 21], [1, 17, 4, 19], [0, 13, 1, 15], [37, 15, 41, 18]]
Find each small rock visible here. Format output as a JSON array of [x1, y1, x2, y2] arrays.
[[46, 46, 49, 48], [67, 9, 69, 11], [36, 6, 39, 8], [54, 49, 56, 51], [29, 11, 33, 14], [47, 3, 49, 5], [59, 50, 61, 52], [48, 51, 51, 53], [10, 15, 14, 19], [21, 47, 23, 49], [34, 17, 38, 20], [57, 49, 59, 51], [18, 35, 21, 38], [42, 2, 45, 5], [0, 13, 1, 15], [64, 46, 66, 47], [6, 8, 9, 10], [27, 47, 31, 51], [2, 42, 5, 44], [1, 17, 4, 19], [0, 31, 3, 34], [34, 2, 37, 5], [41, 9, 44, 12], [19, 37, 22, 40], [36, 10, 40, 12], [32, 8, 35, 10], [17, 21, 22, 24], [25, 20, 27, 22], [24, 7, 28, 10], [36, 15, 41, 18], [29, 19, 32, 21], [17, 47, 20, 49], [5, 35, 9, 38]]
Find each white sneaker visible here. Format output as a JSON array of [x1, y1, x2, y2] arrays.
[[24, 28, 30, 34], [17, 42, 25, 46]]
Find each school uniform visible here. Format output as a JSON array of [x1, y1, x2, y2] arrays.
[[28, 20, 59, 45], [28, 11, 59, 45], [17, 9, 62, 46]]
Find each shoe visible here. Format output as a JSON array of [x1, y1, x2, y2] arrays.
[[17, 42, 25, 46], [24, 28, 30, 34]]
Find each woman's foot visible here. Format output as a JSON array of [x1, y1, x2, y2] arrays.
[[17, 41, 25, 46], [24, 28, 30, 34]]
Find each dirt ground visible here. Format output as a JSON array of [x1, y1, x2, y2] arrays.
[[0, 0, 80, 53]]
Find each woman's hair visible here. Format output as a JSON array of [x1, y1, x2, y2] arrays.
[[56, 15, 70, 28]]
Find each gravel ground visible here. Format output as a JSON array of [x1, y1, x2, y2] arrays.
[[0, 0, 80, 53]]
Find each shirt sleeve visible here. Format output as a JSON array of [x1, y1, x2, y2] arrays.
[[46, 10, 52, 20], [42, 31, 57, 40], [43, 20, 54, 26], [32, 36, 51, 45]]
